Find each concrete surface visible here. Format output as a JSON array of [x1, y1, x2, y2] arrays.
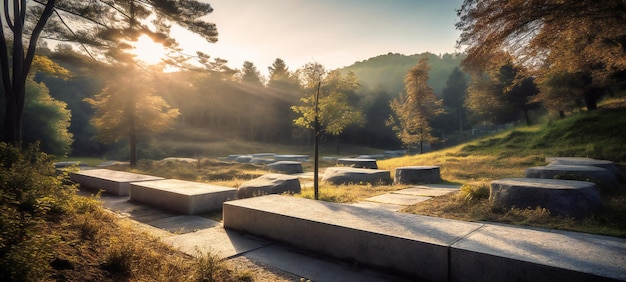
[[395, 166, 442, 184], [224, 195, 626, 282], [490, 178, 603, 218], [364, 193, 431, 206], [450, 223, 626, 282], [336, 158, 378, 169], [322, 167, 391, 185], [223, 195, 483, 282], [70, 168, 164, 195], [130, 179, 237, 214]]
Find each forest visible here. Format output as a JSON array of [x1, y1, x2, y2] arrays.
[[26, 47, 471, 159], [2, 0, 625, 164]]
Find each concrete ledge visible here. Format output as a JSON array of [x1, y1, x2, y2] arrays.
[[223, 195, 482, 281], [223, 195, 626, 282], [450, 224, 626, 282], [130, 179, 236, 214], [70, 169, 164, 196]]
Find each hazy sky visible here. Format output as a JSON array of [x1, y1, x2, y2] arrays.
[[176, 0, 464, 76]]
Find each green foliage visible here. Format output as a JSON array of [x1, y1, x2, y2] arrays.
[[388, 57, 444, 151], [21, 77, 73, 156], [292, 65, 365, 136], [0, 143, 76, 281]]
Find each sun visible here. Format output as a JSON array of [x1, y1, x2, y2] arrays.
[[130, 34, 168, 65]]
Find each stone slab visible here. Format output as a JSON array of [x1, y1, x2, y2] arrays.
[[322, 167, 391, 185], [395, 166, 442, 184], [223, 195, 483, 281], [147, 215, 221, 233], [70, 168, 164, 196], [490, 178, 602, 218], [450, 223, 626, 282], [526, 165, 619, 189], [130, 179, 237, 215], [364, 193, 431, 206], [546, 157, 618, 174], [394, 186, 459, 197], [243, 244, 411, 282], [274, 154, 309, 161], [337, 158, 378, 169], [350, 201, 406, 212], [161, 226, 272, 258]]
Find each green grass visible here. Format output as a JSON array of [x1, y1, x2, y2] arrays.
[[71, 105, 626, 238], [379, 106, 626, 237]]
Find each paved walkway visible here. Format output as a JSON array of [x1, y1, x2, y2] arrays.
[[80, 189, 417, 281], [80, 183, 626, 282]]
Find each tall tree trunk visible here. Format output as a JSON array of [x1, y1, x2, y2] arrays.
[[1, 0, 56, 145]]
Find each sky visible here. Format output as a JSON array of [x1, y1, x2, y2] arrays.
[[174, 0, 464, 76]]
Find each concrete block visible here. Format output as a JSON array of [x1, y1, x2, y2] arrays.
[[70, 168, 164, 196], [130, 179, 236, 214], [337, 158, 378, 169], [450, 224, 626, 282], [322, 167, 391, 185], [223, 195, 483, 281], [395, 166, 441, 184]]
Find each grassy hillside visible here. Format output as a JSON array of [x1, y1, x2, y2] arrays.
[[378, 105, 626, 237]]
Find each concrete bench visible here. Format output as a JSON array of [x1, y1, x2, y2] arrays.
[[395, 166, 441, 184], [266, 161, 303, 174], [70, 169, 164, 196], [546, 157, 618, 174], [490, 178, 602, 218], [237, 174, 301, 198], [322, 167, 391, 185], [526, 165, 619, 190], [336, 158, 378, 169], [130, 179, 236, 214], [274, 154, 309, 161], [223, 195, 626, 282], [223, 195, 482, 281]]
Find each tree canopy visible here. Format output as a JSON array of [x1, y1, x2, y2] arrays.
[[388, 57, 443, 152], [1, 0, 217, 144], [456, 0, 626, 80]]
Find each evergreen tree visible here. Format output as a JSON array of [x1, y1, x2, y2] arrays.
[[441, 67, 468, 134], [0, 0, 217, 145], [84, 65, 179, 166], [387, 57, 443, 153]]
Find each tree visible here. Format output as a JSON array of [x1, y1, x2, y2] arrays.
[[456, 0, 626, 111], [387, 57, 443, 153], [84, 65, 179, 166], [266, 58, 301, 142], [464, 60, 540, 126], [0, 0, 217, 145], [21, 77, 73, 156], [440, 67, 468, 134], [292, 63, 365, 138]]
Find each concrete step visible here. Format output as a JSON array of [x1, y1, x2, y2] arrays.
[[70, 168, 164, 196]]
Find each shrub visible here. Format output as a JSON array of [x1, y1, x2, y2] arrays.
[[0, 143, 75, 281]]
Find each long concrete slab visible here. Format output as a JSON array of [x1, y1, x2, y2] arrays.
[[70, 168, 164, 196], [450, 223, 626, 282], [223, 195, 626, 282], [130, 179, 237, 215], [223, 195, 483, 282]]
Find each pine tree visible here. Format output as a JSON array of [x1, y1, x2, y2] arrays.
[[388, 57, 443, 153], [84, 66, 179, 166]]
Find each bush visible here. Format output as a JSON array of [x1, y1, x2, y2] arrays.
[[0, 143, 75, 281]]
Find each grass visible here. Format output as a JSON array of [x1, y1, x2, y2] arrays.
[[66, 103, 626, 239]]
